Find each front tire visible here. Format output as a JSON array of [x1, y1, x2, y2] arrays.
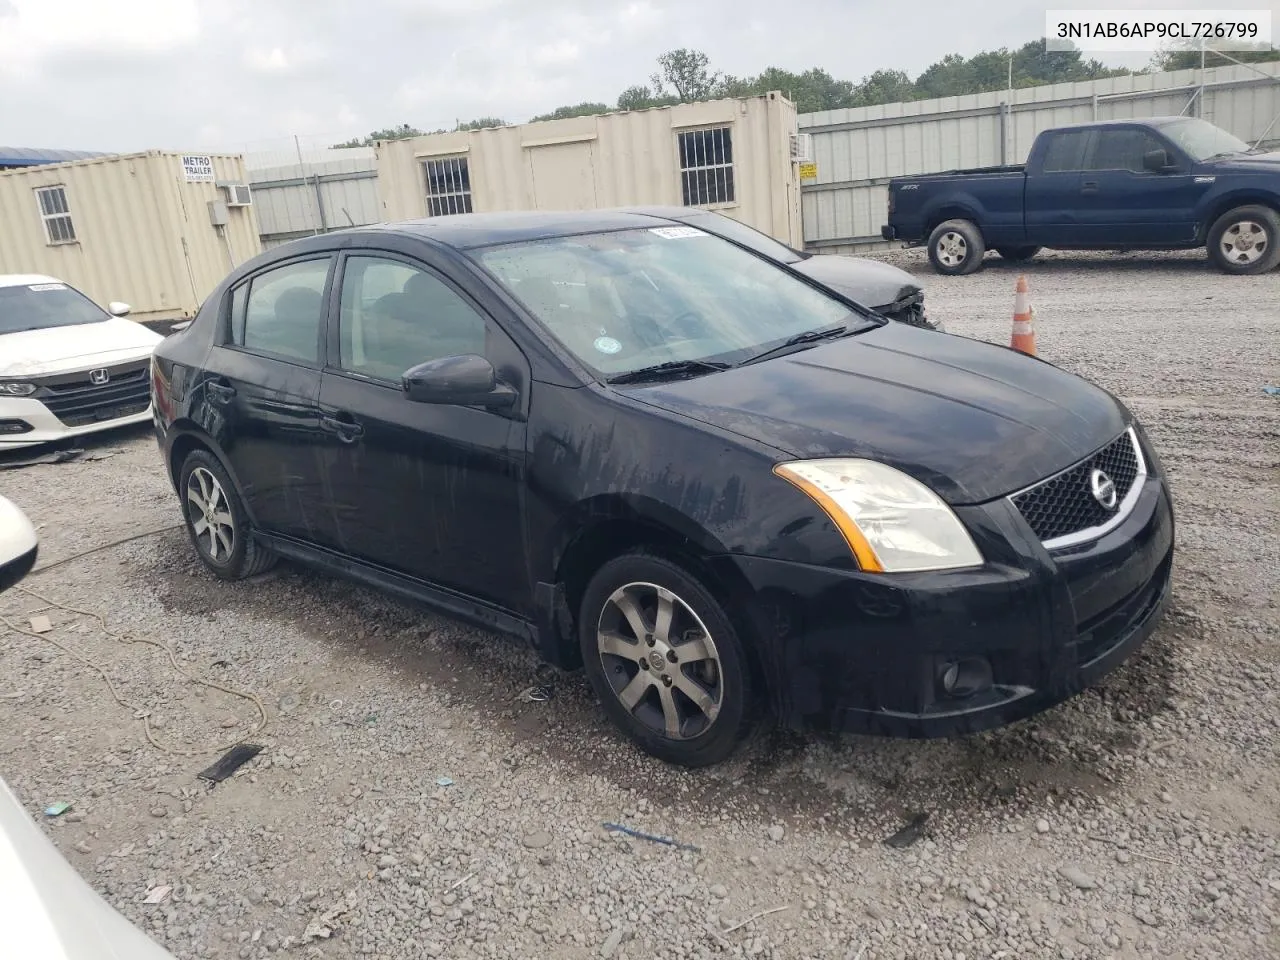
[[927, 219, 986, 275], [1206, 205, 1280, 275], [578, 552, 757, 767], [996, 245, 1041, 262], [178, 449, 277, 581]]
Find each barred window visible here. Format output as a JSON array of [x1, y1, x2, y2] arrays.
[[678, 127, 735, 206], [423, 157, 473, 217], [35, 186, 76, 245]]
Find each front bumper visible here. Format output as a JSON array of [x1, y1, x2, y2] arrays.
[[0, 397, 153, 451], [716, 474, 1174, 738]]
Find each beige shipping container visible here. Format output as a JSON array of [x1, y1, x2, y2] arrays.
[[377, 93, 803, 247], [0, 151, 262, 323]]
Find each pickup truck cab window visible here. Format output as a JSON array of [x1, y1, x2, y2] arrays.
[[1041, 130, 1093, 173], [1086, 129, 1167, 174]]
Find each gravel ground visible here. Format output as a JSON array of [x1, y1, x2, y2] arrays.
[[2, 248, 1279, 960]]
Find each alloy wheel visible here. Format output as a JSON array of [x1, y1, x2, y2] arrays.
[[595, 581, 723, 740], [186, 466, 235, 562], [936, 231, 968, 267], [1219, 220, 1268, 265]]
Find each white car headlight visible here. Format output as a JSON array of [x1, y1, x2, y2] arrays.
[[0, 382, 37, 397], [773, 459, 983, 573]]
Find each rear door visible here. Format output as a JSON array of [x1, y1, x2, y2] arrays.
[[1074, 126, 1206, 245], [1024, 128, 1094, 247], [200, 254, 333, 542], [312, 245, 531, 611]]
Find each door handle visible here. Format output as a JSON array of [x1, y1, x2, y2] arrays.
[[206, 381, 236, 404], [320, 413, 364, 443], [1081, 180, 1099, 193]]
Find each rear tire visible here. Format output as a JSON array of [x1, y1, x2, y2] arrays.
[[1206, 205, 1280, 275], [996, 245, 1041, 262], [178, 449, 277, 581], [578, 551, 757, 767], [927, 219, 986, 275]]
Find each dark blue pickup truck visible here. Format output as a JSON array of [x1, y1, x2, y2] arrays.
[[881, 116, 1280, 276]]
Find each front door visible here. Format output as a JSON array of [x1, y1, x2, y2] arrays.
[[1074, 126, 1209, 246], [201, 254, 333, 542], [313, 250, 530, 612]]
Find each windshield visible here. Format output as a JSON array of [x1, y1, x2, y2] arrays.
[[687, 213, 808, 264], [474, 226, 872, 379], [1159, 118, 1252, 161], [0, 281, 108, 335]]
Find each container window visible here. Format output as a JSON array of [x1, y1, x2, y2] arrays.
[[423, 157, 473, 217], [677, 127, 735, 207], [34, 186, 76, 245]]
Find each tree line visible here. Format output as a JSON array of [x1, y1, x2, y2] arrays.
[[334, 40, 1279, 147]]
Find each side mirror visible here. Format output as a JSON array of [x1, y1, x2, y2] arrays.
[[0, 495, 38, 594], [107, 301, 131, 317], [1142, 149, 1173, 173], [402, 355, 516, 410]]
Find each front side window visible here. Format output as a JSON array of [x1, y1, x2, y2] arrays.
[[35, 186, 76, 245], [423, 157, 473, 216], [235, 258, 330, 364], [678, 127, 735, 206], [336, 255, 488, 381], [0, 280, 107, 335], [474, 226, 867, 378], [1086, 129, 1165, 173]]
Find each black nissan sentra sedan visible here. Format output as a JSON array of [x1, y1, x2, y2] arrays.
[[150, 210, 1174, 767]]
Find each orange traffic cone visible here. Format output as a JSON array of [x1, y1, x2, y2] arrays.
[[1010, 274, 1037, 356]]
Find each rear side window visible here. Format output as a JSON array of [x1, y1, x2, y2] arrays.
[[1086, 129, 1164, 173], [1040, 131, 1091, 172], [232, 258, 331, 364]]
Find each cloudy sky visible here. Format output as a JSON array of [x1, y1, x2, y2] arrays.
[[1, 0, 1275, 155]]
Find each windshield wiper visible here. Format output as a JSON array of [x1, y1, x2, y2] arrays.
[[606, 358, 732, 385], [740, 321, 862, 366]]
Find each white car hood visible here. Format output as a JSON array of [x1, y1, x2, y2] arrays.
[[0, 777, 177, 959], [0, 319, 163, 378]]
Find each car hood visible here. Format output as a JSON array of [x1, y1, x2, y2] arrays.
[[0, 777, 177, 960], [621, 323, 1128, 505], [791, 255, 921, 309], [0, 319, 162, 377], [1203, 150, 1280, 171]]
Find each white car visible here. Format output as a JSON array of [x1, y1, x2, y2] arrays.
[[0, 494, 178, 958], [0, 274, 163, 451]]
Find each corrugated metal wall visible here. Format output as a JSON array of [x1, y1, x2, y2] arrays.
[[247, 149, 381, 248], [0, 152, 261, 320], [799, 62, 1280, 252], [376, 93, 803, 247]]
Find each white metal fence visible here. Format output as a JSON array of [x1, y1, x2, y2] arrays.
[[798, 61, 1280, 253], [245, 148, 381, 249]]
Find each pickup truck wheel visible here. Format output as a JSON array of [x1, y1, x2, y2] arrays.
[[996, 245, 1041, 262], [1207, 205, 1280, 275], [927, 219, 985, 275]]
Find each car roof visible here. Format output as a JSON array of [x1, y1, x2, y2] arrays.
[[0, 274, 61, 289], [1048, 116, 1193, 131], [351, 209, 691, 251]]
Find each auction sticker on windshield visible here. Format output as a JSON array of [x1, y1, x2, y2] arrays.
[[649, 226, 707, 239], [28, 284, 67, 291]]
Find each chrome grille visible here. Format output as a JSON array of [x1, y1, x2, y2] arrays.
[[31, 360, 151, 427], [1010, 429, 1145, 548]]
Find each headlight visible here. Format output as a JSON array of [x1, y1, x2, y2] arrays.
[[0, 382, 37, 397], [773, 459, 983, 573]]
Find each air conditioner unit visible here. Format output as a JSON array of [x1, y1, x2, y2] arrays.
[[790, 132, 813, 163], [222, 183, 253, 207]]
